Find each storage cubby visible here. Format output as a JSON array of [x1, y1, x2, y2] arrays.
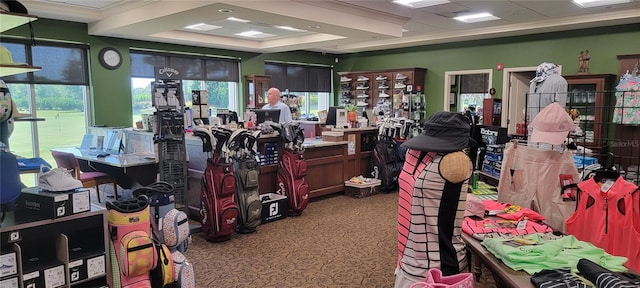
[[0, 206, 110, 288]]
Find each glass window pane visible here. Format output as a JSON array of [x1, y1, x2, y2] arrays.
[[1, 42, 29, 82], [131, 77, 155, 125]]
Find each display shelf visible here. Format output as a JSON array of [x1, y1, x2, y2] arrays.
[[0, 64, 42, 77], [1, 12, 42, 77], [0, 11, 37, 33], [0, 205, 110, 288]]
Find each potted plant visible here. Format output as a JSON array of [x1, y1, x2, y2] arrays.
[[345, 104, 358, 123]]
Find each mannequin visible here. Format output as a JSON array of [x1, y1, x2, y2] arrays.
[[526, 62, 568, 122]]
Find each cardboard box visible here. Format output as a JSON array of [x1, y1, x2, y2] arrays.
[[0, 277, 18, 288], [0, 252, 17, 278], [322, 131, 344, 142], [68, 254, 106, 283], [17, 188, 91, 220], [260, 193, 288, 224], [344, 179, 381, 198]]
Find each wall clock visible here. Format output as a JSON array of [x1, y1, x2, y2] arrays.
[[98, 47, 122, 70]]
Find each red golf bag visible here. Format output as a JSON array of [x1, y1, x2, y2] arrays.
[[277, 148, 310, 216], [200, 158, 238, 242]]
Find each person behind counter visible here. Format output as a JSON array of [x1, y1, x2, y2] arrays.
[[263, 87, 293, 124]]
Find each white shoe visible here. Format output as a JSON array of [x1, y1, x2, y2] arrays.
[[356, 85, 369, 90], [357, 101, 368, 107], [378, 84, 389, 89], [357, 75, 369, 81], [357, 93, 369, 98], [396, 73, 407, 80], [340, 76, 352, 82], [379, 92, 390, 98], [39, 168, 83, 192], [395, 83, 406, 89], [375, 75, 387, 81]]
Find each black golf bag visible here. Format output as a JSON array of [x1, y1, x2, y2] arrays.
[[273, 122, 309, 216], [371, 119, 403, 192]]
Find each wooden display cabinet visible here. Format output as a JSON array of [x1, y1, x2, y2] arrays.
[[337, 68, 426, 117], [245, 75, 271, 108], [564, 74, 616, 156]]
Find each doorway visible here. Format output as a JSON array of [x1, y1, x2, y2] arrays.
[[501, 65, 563, 135]]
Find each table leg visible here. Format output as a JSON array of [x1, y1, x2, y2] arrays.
[[469, 249, 483, 282]]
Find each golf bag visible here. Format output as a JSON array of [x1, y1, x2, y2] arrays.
[[228, 129, 262, 233], [106, 195, 157, 288], [273, 122, 309, 216], [194, 126, 239, 242], [372, 119, 402, 192]]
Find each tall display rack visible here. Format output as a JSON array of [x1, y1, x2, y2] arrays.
[[151, 80, 188, 208]]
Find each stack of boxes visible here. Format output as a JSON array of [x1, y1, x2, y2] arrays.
[[482, 144, 504, 178]]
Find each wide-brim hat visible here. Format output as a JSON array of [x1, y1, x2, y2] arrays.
[[1, 1, 28, 14], [401, 111, 471, 153]]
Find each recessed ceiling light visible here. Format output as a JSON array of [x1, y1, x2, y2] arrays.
[[227, 17, 250, 23], [218, 8, 233, 13], [402, 29, 409, 33], [392, 0, 450, 8], [572, 0, 630, 8], [307, 25, 321, 29], [275, 25, 307, 32], [235, 30, 276, 38], [453, 12, 500, 23], [184, 23, 221, 31]]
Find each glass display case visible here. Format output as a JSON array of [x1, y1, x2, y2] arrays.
[[245, 75, 271, 108]]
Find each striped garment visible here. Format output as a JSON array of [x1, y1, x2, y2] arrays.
[[462, 217, 554, 240], [397, 149, 468, 283]]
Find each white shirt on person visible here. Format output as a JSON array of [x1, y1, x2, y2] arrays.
[[262, 101, 293, 124]]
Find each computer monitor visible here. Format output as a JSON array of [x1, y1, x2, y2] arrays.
[[253, 108, 281, 124]]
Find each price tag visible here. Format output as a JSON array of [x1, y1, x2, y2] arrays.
[[601, 180, 615, 193], [516, 220, 528, 230]]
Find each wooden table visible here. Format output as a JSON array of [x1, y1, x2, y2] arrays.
[[462, 233, 534, 288]]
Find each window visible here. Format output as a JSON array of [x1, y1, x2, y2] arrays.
[[1, 40, 90, 186], [265, 62, 332, 117], [459, 73, 489, 112], [130, 50, 240, 125]]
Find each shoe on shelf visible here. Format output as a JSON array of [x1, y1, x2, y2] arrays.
[[376, 75, 387, 81], [378, 84, 389, 89], [395, 83, 406, 89], [357, 100, 368, 107], [340, 76, 352, 82], [357, 93, 369, 98], [356, 85, 369, 90], [379, 92, 390, 98], [396, 73, 407, 80], [357, 75, 369, 81], [39, 168, 83, 192]]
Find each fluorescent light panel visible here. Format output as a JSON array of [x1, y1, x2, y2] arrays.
[[392, 0, 450, 8], [184, 23, 221, 31], [275, 25, 307, 32], [453, 12, 500, 23], [235, 30, 276, 38], [226, 17, 250, 23], [572, 0, 630, 8]]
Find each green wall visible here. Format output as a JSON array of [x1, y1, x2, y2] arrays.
[[335, 23, 640, 116], [3, 19, 337, 127], [3, 19, 640, 124]]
